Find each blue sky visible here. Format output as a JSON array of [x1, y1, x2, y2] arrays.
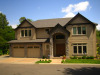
[[0, 0, 100, 29]]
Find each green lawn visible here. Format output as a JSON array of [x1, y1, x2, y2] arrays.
[[62, 59, 100, 64]]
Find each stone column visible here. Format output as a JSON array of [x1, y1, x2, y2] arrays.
[[66, 38, 69, 59], [50, 36, 53, 59], [40, 44, 43, 58]]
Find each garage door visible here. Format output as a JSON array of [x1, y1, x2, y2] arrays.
[[13, 46, 25, 57], [27, 45, 40, 58]]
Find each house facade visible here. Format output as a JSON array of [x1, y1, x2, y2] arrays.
[[8, 13, 97, 58]]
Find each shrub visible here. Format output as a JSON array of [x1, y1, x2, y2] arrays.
[[0, 50, 3, 55], [61, 59, 65, 63], [42, 56, 46, 59], [70, 56, 77, 59], [77, 57, 82, 59], [82, 55, 87, 59], [48, 59, 52, 63], [36, 59, 52, 63], [88, 56, 94, 59]]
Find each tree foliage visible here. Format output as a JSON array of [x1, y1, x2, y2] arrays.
[[19, 17, 33, 23], [0, 13, 15, 54]]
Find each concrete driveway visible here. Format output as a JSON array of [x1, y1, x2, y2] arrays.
[[0, 55, 40, 64], [0, 64, 100, 75], [0, 55, 63, 64]]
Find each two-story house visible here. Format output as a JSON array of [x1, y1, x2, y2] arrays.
[[8, 13, 97, 58]]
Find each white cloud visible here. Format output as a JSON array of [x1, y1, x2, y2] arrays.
[[11, 24, 17, 28], [74, 1, 89, 12], [63, 12, 75, 18], [97, 24, 100, 30], [62, 4, 73, 13], [62, 1, 90, 17]]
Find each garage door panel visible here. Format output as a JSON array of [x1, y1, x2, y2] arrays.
[[27, 45, 40, 58], [13, 48, 25, 57]]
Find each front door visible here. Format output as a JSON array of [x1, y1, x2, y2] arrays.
[[56, 43, 65, 56]]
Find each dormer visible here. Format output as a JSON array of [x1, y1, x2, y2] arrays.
[[15, 19, 36, 40]]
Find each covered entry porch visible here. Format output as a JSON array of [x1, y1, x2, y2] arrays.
[[49, 24, 70, 58]]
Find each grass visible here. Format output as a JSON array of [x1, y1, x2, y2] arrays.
[[61, 59, 100, 64], [36, 59, 52, 63]]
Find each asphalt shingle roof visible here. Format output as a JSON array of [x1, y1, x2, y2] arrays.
[[31, 18, 72, 28], [8, 39, 47, 43]]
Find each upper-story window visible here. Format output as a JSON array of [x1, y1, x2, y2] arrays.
[[21, 29, 31, 37], [73, 26, 86, 35]]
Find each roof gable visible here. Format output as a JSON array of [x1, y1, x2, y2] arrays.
[[49, 23, 70, 35], [64, 13, 97, 27], [15, 19, 36, 30]]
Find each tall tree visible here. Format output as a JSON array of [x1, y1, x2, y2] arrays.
[[0, 13, 9, 29], [0, 13, 15, 54], [19, 17, 26, 23], [19, 17, 33, 23]]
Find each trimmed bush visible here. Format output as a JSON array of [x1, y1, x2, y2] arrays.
[[82, 55, 87, 59], [36, 59, 52, 63]]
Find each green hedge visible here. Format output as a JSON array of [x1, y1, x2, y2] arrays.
[[70, 56, 94, 59]]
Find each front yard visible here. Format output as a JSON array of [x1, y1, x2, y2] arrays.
[[61, 59, 100, 64]]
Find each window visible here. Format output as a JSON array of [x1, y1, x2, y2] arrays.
[[78, 27, 81, 34], [73, 43, 87, 54], [25, 30, 27, 36], [82, 27, 86, 34], [29, 30, 31, 36], [21, 30, 24, 37], [73, 26, 86, 35], [78, 46, 82, 53], [13, 46, 18, 48], [34, 46, 39, 48], [21, 29, 31, 37], [19, 46, 24, 48], [56, 35, 65, 39], [73, 46, 77, 53], [83, 46, 87, 53], [28, 46, 33, 48], [73, 27, 76, 34]]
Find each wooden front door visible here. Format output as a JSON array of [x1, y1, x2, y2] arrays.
[[56, 43, 65, 56]]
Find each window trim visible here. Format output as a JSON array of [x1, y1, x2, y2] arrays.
[[73, 43, 87, 55], [20, 29, 32, 37], [72, 26, 87, 35]]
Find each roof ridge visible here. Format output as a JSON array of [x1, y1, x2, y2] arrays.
[[33, 17, 73, 22]]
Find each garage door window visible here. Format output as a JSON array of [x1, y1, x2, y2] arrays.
[[13, 46, 18, 48], [19, 46, 24, 48], [28, 46, 33, 48], [34, 46, 39, 48]]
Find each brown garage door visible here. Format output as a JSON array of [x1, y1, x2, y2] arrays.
[[27, 45, 40, 58], [13, 46, 25, 57]]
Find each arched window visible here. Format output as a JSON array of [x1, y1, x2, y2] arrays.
[[56, 34, 65, 39]]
